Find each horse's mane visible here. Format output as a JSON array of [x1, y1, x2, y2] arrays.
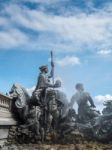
[[12, 83, 30, 100]]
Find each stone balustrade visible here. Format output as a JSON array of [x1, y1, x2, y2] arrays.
[[0, 93, 12, 115], [0, 92, 16, 124], [0, 93, 11, 111], [0, 92, 17, 146]]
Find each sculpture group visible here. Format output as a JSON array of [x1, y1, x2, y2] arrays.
[[9, 52, 112, 143]]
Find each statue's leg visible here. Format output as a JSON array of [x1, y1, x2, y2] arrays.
[[35, 120, 40, 135], [47, 113, 53, 133], [40, 127, 45, 142], [53, 110, 59, 130], [23, 105, 29, 121]]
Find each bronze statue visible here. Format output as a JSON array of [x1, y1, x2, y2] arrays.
[[69, 83, 96, 123]]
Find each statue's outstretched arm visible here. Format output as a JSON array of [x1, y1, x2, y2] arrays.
[[88, 94, 96, 107], [45, 81, 54, 88]]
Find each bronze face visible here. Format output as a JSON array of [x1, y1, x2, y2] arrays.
[[44, 67, 48, 73]]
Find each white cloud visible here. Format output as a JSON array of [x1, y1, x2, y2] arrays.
[[26, 86, 35, 96], [95, 94, 112, 103], [56, 56, 80, 67], [97, 49, 112, 56], [10, 7, 111, 42], [0, 17, 9, 26], [0, 3, 112, 52], [0, 28, 29, 49], [94, 94, 112, 112]]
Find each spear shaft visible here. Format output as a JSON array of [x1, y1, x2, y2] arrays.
[[50, 51, 54, 85]]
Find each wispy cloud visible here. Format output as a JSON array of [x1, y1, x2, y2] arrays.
[[24, 0, 68, 4], [0, 17, 8, 26], [56, 56, 80, 67], [97, 49, 112, 56], [0, 28, 29, 49], [0, 1, 112, 53]]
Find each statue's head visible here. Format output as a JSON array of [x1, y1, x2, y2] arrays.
[[75, 83, 84, 91], [9, 84, 19, 96], [10, 84, 21, 96], [55, 80, 61, 88], [39, 65, 48, 73], [10, 83, 30, 108]]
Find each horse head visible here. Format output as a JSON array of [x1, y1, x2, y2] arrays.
[[10, 83, 30, 109]]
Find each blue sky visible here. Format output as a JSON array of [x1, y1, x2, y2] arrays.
[[0, 0, 112, 111]]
